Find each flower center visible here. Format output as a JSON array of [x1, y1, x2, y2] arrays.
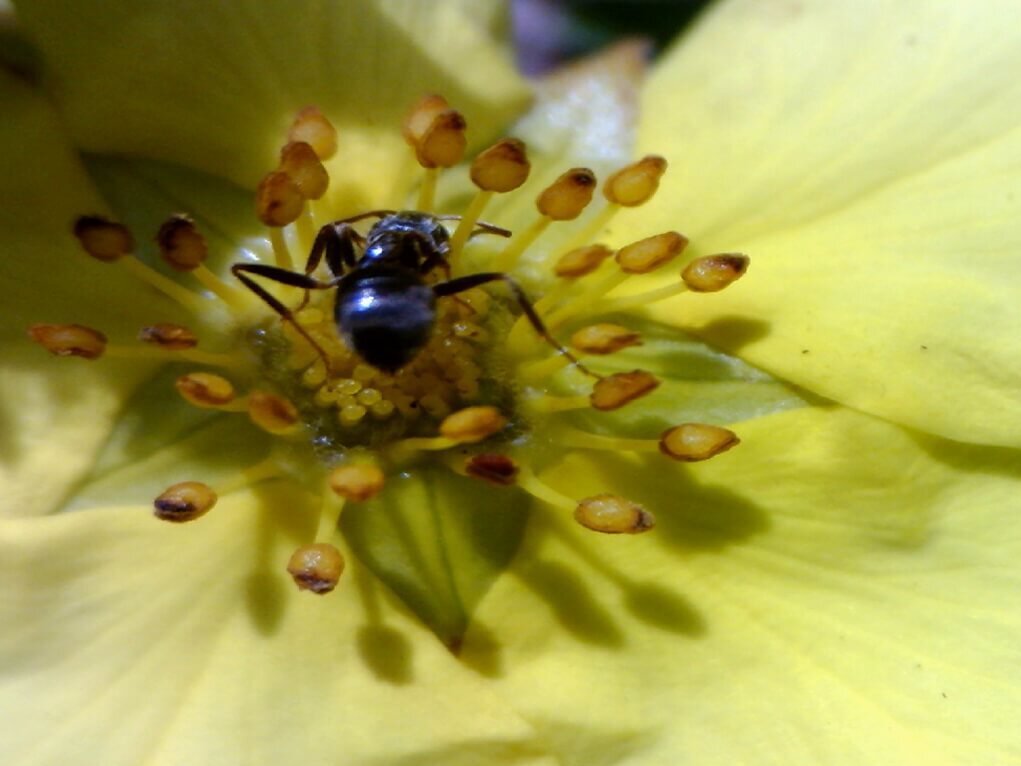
[[32, 95, 750, 596]]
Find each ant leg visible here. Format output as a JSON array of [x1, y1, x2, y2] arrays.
[[435, 215, 511, 239], [232, 263, 340, 373], [434, 272, 601, 379], [299, 222, 363, 310]]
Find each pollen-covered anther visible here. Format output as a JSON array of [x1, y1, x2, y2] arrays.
[[247, 391, 301, 435], [156, 215, 208, 271], [554, 244, 613, 278], [571, 324, 642, 355], [470, 138, 531, 192], [574, 494, 655, 534], [439, 406, 507, 443], [616, 231, 688, 274], [682, 253, 750, 292], [536, 168, 597, 220], [660, 423, 740, 462], [465, 454, 519, 486], [153, 481, 217, 523], [287, 105, 338, 161], [590, 370, 660, 411], [287, 543, 345, 594], [27, 323, 107, 359], [415, 109, 468, 169], [603, 155, 667, 206], [279, 141, 330, 200], [256, 170, 304, 227], [175, 372, 236, 408], [72, 215, 134, 262], [328, 464, 385, 502], [138, 323, 198, 350]]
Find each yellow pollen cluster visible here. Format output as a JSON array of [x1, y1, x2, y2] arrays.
[[33, 93, 752, 596]]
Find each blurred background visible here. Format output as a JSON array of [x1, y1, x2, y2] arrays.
[[512, 0, 714, 74]]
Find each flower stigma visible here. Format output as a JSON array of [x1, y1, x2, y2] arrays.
[[30, 95, 749, 596]]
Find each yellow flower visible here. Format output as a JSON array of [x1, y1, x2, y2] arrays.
[[2, 3, 1020, 766]]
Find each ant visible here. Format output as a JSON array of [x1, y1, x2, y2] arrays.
[[232, 210, 596, 376]]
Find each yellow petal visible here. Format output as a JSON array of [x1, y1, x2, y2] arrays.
[[17, 0, 529, 195], [0, 70, 166, 515], [628, 0, 1021, 447], [465, 406, 1021, 763], [0, 488, 557, 765]]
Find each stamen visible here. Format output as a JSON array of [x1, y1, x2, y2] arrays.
[[574, 494, 655, 535], [571, 324, 642, 354], [553, 244, 613, 278], [402, 94, 451, 146], [288, 106, 339, 161], [73, 215, 210, 313], [464, 453, 519, 486], [328, 463, 385, 502], [247, 391, 301, 435], [156, 215, 208, 271], [537, 168, 598, 221], [550, 156, 667, 257], [268, 228, 294, 270], [603, 155, 668, 207], [659, 423, 740, 461], [616, 231, 688, 274], [495, 168, 597, 271], [682, 253, 750, 292], [73, 215, 134, 262], [279, 141, 330, 200], [590, 370, 660, 411], [153, 481, 217, 523], [449, 138, 531, 258], [410, 107, 468, 212], [287, 543, 345, 594], [256, 171, 305, 228], [157, 215, 246, 307], [438, 406, 507, 443], [175, 372, 236, 408], [27, 323, 106, 359], [138, 323, 197, 350]]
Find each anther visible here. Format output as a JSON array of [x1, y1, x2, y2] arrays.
[[415, 109, 468, 169], [554, 244, 613, 278], [536, 168, 597, 221], [328, 463, 385, 502], [247, 391, 301, 435], [138, 323, 198, 350], [574, 494, 655, 534], [287, 543, 345, 594], [287, 106, 338, 161], [659, 424, 740, 462], [279, 141, 330, 200], [256, 170, 304, 227], [156, 215, 207, 271], [402, 94, 452, 145], [72, 215, 134, 262], [465, 454, 519, 486], [175, 372, 236, 408], [153, 481, 217, 523], [470, 138, 531, 192], [616, 231, 688, 274], [27, 323, 106, 359], [682, 253, 750, 292], [571, 324, 642, 355], [590, 370, 660, 411], [439, 406, 507, 443], [603, 155, 667, 207]]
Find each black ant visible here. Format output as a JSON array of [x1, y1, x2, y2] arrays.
[[232, 210, 596, 376]]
